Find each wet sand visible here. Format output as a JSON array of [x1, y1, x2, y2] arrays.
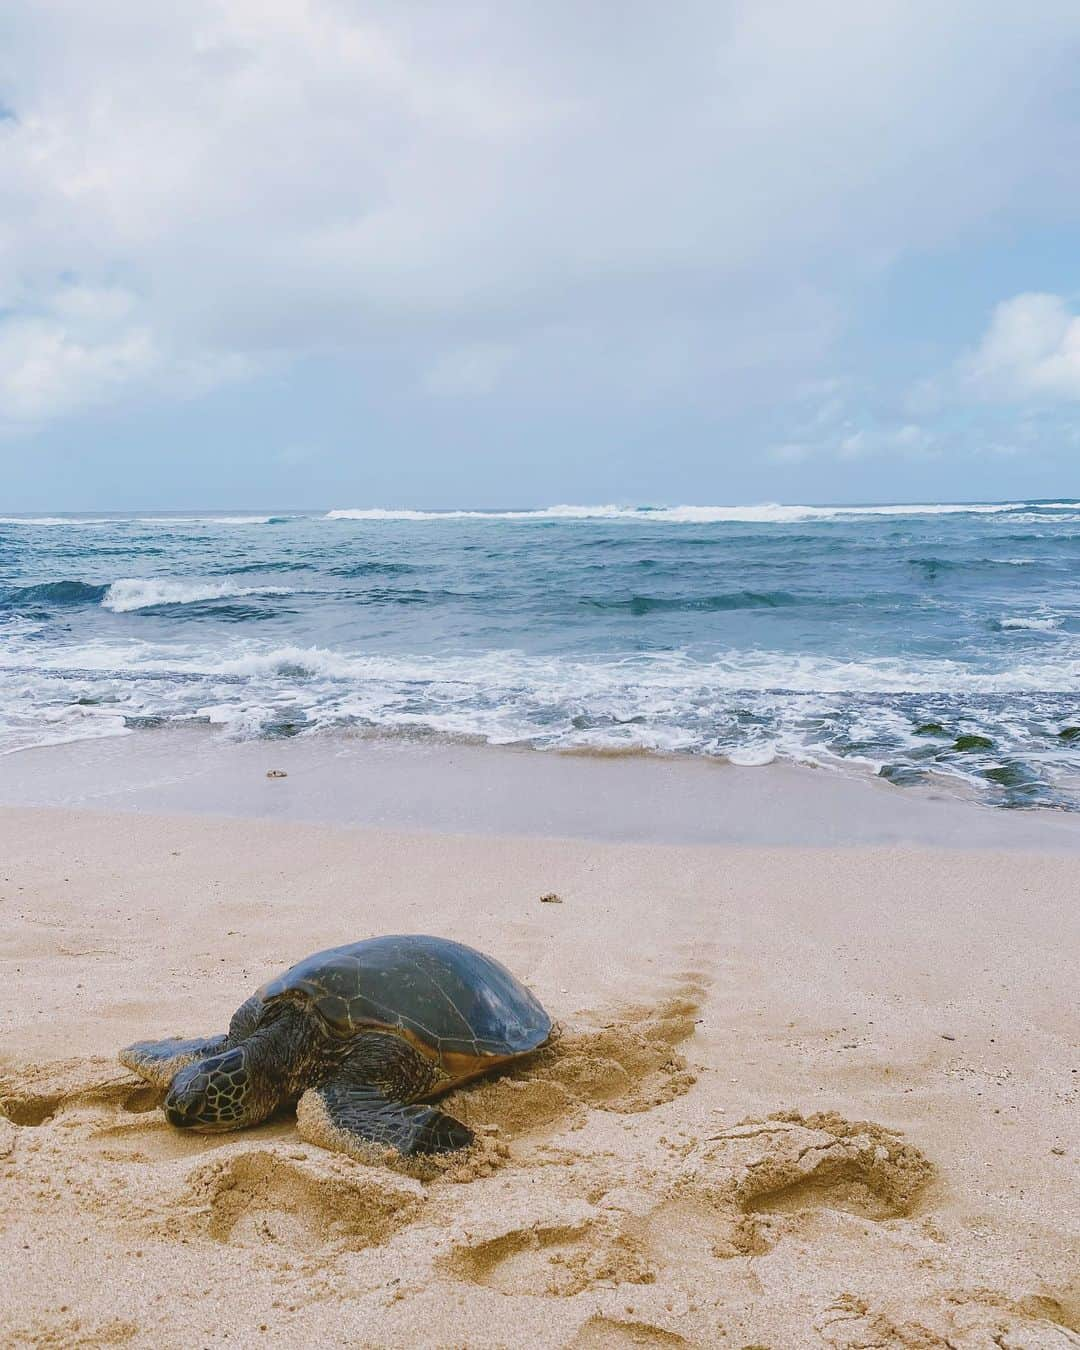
[[3, 728, 1080, 850], [1, 790, 1078, 1348]]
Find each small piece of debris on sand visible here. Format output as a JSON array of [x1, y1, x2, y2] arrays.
[[266, 769, 288, 779], [539, 892, 563, 903]]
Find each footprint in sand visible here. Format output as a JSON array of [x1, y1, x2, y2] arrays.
[[660, 1110, 934, 1261], [170, 1144, 424, 1251], [440, 1208, 655, 1298]]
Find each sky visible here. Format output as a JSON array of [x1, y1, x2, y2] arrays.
[[2, 1, 1080, 510]]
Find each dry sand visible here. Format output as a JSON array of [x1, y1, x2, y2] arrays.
[[0, 804, 1078, 1348]]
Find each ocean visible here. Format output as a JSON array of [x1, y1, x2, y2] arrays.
[[1, 501, 1078, 809]]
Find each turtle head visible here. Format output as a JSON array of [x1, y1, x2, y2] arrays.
[[164, 1046, 270, 1132]]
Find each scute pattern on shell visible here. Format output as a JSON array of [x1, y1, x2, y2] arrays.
[[257, 934, 552, 1064]]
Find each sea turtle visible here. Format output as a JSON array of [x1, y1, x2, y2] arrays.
[[120, 935, 552, 1156]]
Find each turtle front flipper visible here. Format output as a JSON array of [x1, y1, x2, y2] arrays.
[[297, 1081, 474, 1157], [119, 1035, 228, 1089]]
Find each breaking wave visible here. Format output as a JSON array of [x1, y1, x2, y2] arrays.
[[101, 579, 296, 613], [994, 616, 1064, 632], [133, 515, 294, 526], [325, 501, 1049, 524], [0, 517, 111, 527]]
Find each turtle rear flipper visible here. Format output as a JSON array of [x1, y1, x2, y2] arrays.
[[120, 1035, 228, 1089], [297, 1081, 473, 1157]]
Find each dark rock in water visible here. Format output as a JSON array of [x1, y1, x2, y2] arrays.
[[1058, 726, 1080, 742], [983, 760, 1057, 808], [984, 760, 1048, 791], [984, 762, 1029, 787], [265, 720, 305, 738], [878, 763, 925, 787], [123, 715, 166, 729], [913, 721, 947, 736], [953, 734, 993, 752]]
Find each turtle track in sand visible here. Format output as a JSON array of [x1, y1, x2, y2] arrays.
[[445, 982, 705, 1141], [0, 1057, 160, 1126]]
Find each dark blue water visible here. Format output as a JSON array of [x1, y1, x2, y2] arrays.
[[1, 502, 1078, 807]]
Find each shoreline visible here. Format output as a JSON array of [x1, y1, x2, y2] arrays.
[[2, 728, 1079, 851]]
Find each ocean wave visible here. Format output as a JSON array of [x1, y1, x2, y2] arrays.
[[583, 590, 801, 614], [993, 616, 1064, 632], [0, 514, 290, 528], [28, 641, 1068, 696], [327, 561, 419, 577], [133, 515, 292, 526], [0, 517, 111, 526], [2, 643, 1077, 807], [0, 580, 108, 609], [101, 578, 295, 613], [214, 559, 316, 574], [325, 501, 1036, 524], [909, 556, 1041, 576]]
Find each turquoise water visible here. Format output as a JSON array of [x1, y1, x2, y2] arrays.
[[1, 501, 1078, 808]]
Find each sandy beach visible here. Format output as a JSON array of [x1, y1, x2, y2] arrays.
[[1, 758, 1077, 1348], [7, 0, 1080, 1342]]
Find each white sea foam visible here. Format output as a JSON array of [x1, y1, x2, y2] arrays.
[[101, 579, 294, 612], [132, 515, 288, 526], [0, 514, 285, 527], [0, 515, 284, 528], [13, 639, 1073, 696], [325, 501, 1034, 524], [1, 640, 1077, 807], [0, 516, 111, 526], [727, 742, 778, 766], [996, 615, 1063, 631]]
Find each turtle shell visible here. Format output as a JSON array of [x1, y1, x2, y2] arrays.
[[257, 934, 552, 1068]]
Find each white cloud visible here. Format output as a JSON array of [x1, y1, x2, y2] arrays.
[[0, 283, 254, 424], [2, 2, 1080, 433], [961, 292, 1080, 401], [0, 313, 155, 422], [422, 342, 513, 397], [768, 377, 939, 463]]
